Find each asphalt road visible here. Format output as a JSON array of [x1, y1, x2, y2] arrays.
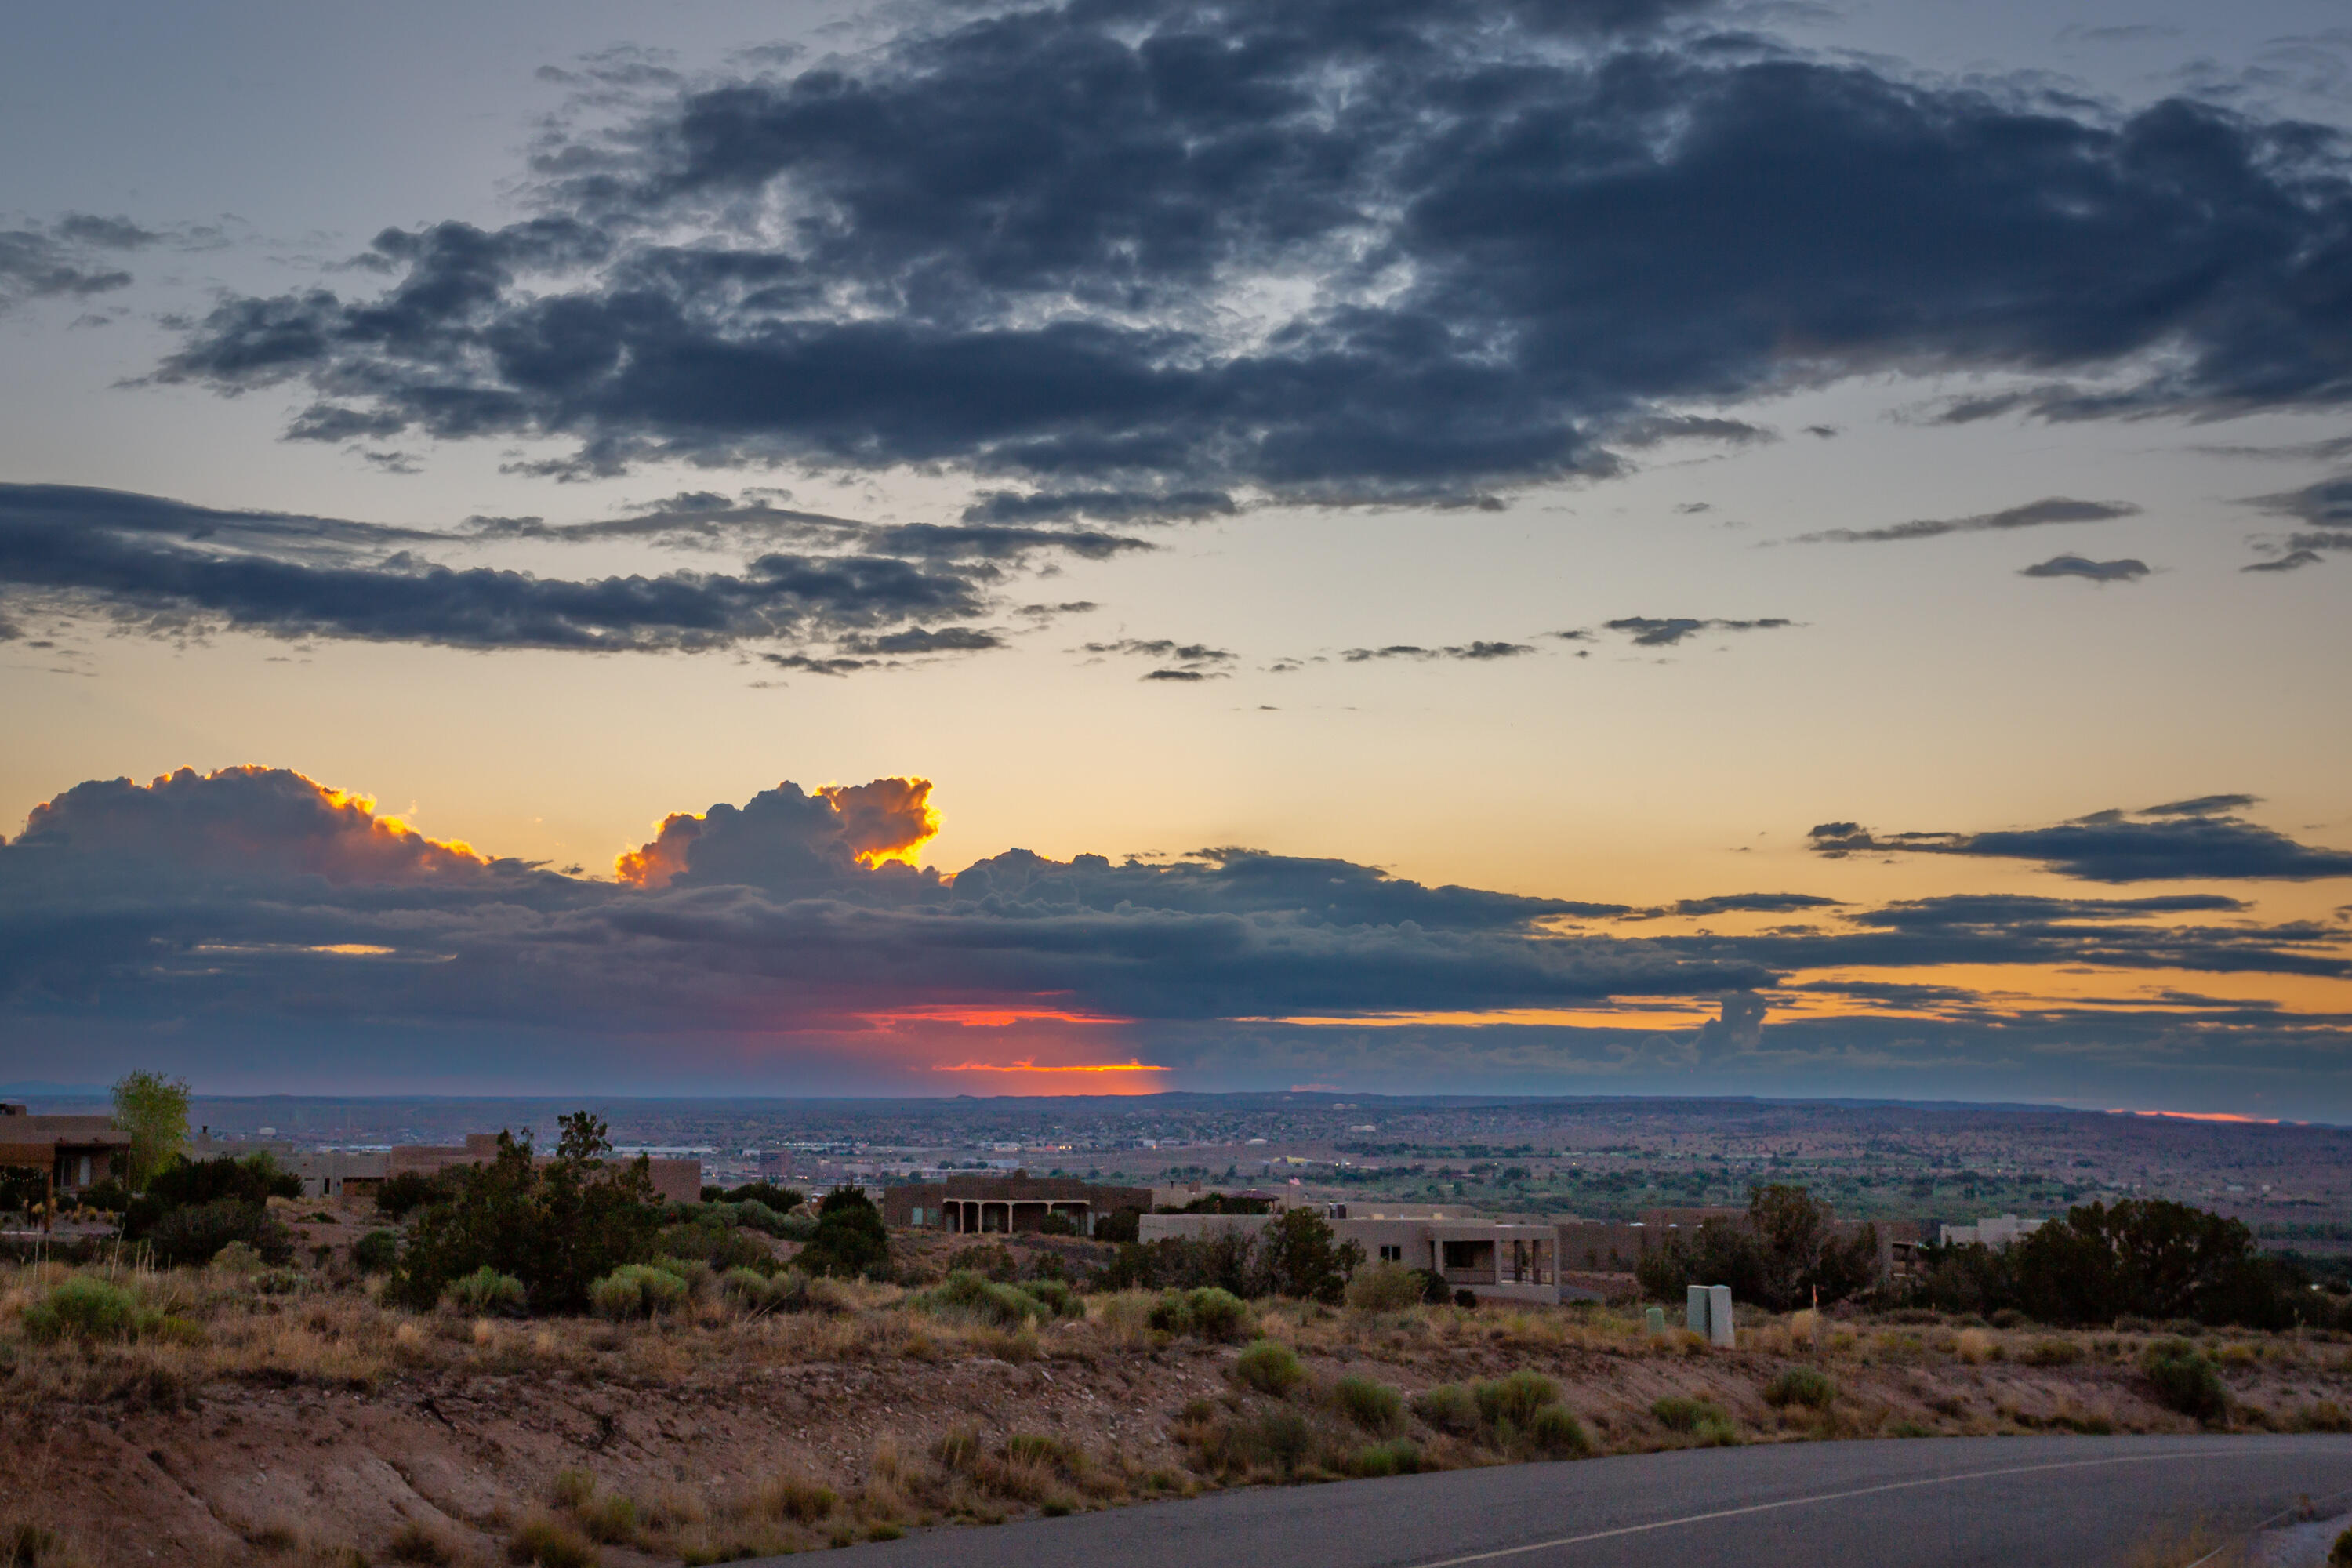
[[791, 1436, 2352, 1568]]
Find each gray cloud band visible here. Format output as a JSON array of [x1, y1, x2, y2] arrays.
[[139, 0, 2352, 503]]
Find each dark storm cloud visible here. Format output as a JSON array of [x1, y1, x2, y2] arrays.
[[2249, 477, 2352, 527], [0, 483, 1143, 654], [2244, 548, 2325, 572], [8, 765, 2349, 1098], [961, 489, 1238, 525], [1601, 615, 1794, 646], [146, 1, 2352, 498], [2019, 553, 2149, 582], [1663, 891, 1845, 916], [1080, 637, 1232, 667], [0, 765, 1748, 1034], [0, 214, 166, 314], [1809, 801, 2352, 883], [2141, 794, 2260, 818], [1340, 641, 1536, 662], [1794, 496, 2140, 545]]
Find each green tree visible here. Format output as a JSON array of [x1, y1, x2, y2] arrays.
[[1254, 1207, 1364, 1303], [795, 1186, 891, 1279], [389, 1123, 662, 1312], [2011, 1199, 2293, 1328], [111, 1070, 191, 1189]]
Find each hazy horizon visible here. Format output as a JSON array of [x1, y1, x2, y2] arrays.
[[5, 0, 2350, 1116]]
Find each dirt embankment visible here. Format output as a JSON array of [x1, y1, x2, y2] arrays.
[[9, 1294, 2352, 1568]]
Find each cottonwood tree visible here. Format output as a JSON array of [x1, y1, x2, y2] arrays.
[[111, 1070, 191, 1189]]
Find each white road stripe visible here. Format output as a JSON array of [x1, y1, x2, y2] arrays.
[[1406, 1449, 2256, 1568]]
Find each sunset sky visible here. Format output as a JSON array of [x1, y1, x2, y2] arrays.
[[4, 0, 2350, 1114]]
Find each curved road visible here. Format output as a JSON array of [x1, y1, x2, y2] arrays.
[[797, 1436, 2352, 1567]]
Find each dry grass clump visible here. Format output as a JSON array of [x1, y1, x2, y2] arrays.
[[505, 1515, 596, 1568], [383, 1521, 456, 1565]]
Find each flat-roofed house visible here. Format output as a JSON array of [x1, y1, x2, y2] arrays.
[[0, 1102, 133, 1223], [884, 1174, 1152, 1237]]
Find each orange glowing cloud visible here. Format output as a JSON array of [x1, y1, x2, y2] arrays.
[[933, 1059, 1168, 1073], [614, 811, 702, 887], [16, 765, 491, 884], [862, 1003, 1131, 1029], [2108, 1109, 2283, 1125], [818, 777, 940, 868], [612, 776, 940, 886]]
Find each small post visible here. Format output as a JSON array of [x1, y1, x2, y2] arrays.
[[1644, 1305, 1666, 1337], [1708, 1283, 1735, 1348], [1686, 1284, 1709, 1334]]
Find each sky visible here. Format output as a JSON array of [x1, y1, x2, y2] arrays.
[[2, 0, 2350, 1114]]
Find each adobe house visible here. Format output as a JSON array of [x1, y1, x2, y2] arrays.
[[0, 1102, 133, 1225], [884, 1174, 1152, 1237]]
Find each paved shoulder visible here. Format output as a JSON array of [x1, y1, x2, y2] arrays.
[[793, 1436, 2352, 1568]]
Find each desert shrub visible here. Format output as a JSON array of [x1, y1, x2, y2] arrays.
[[794, 1187, 891, 1279], [146, 1198, 295, 1268], [2141, 1340, 2228, 1424], [1025, 1276, 1082, 1318], [1350, 1439, 1423, 1478], [1412, 1383, 1479, 1435], [727, 1199, 788, 1236], [1255, 1408, 1314, 1472], [1036, 1210, 1080, 1236], [2023, 1338, 2083, 1367], [1988, 1308, 2031, 1329], [1234, 1338, 1306, 1396], [659, 1221, 771, 1274], [374, 1171, 448, 1221], [579, 1494, 637, 1546], [1652, 1396, 1729, 1432], [587, 1273, 642, 1320], [79, 1177, 130, 1214], [352, 1229, 400, 1273], [718, 1182, 804, 1211], [947, 1243, 1021, 1282], [1343, 1260, 1427, 1312], [23, 1276, 140, 1344], [1762, 1367, 1835, 1410], [1690, 1412, 1742, 1446], [720, 1266, 776, 1306], [1185, 1287, 1252, 1341], [1475, 1371, 1561, 1428], [1526, 1404, 1592, 1457], [384, 1521, 454, 1565], [2332, 1527, 2352, 1568], [1092, 1207, 1142, 1244], [125, 1152, 299, 1232], [757, 1477, 837, 1525], [1149, 1286, 1251, 1341], [445, 1266, 528, 1315], [391, 1114, 662, 1314], [505, 1515, 595, 1568], [2296, 1401, 2352, 1434], [917, 1269, 1054, 1329], [587, 1264, 689, 1319], [1334, 1374, 1406, 1436]]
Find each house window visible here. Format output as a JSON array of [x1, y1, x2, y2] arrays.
[[1378, 1245, 1403, 1262]]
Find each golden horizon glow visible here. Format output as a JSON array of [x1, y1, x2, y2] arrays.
[[2107, 1109, 2285, 1125], [934, 1059, 1168, 1073], [862, 1003, 1132, 1029]]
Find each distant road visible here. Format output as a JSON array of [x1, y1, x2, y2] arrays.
[[803, 1435, 2352, 1568]]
